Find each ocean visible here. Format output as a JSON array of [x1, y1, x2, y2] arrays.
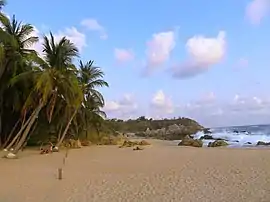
[[193, 124, 270, 147]]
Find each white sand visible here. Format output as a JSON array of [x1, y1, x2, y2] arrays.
[[1, 140, 270, 202]]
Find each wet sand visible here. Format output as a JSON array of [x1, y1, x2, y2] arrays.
[[0, 139, 270, 202]]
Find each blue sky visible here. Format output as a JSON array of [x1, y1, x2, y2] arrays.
[[3, 0, 270, 127]]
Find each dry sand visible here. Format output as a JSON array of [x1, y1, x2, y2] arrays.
[[1, 139, 270, 202]]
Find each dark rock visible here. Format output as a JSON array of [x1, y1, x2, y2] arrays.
[[200, 135, 214, 140], [208, 140, 229, 147], [203, 128, 212, 134], [245, 142, 252, 145], [256, 141, 270, 146]]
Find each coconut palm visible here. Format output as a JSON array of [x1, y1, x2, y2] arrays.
[[7, 33, 83, 153], [74, 60, 108, 138], [0, 8, 109, 155], [0, 14, 39, 148]]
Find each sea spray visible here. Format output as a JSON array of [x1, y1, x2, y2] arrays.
[[193, 124, 270, 147]]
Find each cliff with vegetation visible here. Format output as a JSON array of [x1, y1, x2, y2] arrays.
[[101, 116, 205, 140]]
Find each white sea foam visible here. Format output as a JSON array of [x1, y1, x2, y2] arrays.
[[193, 129, 270, 147]]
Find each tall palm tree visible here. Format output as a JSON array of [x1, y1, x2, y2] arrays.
[[75, 60, 108, 138], [0, 14, 39, 148], [7, 33, 83, 153]]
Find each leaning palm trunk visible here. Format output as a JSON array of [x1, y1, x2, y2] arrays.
[[57, 123, 63, 142], [2, 119, 21, 149], [56, 109, 78, 148], [12, 102, 44, 154], [5, 112, 35, 150]]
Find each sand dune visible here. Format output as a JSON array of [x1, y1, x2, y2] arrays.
[[1, 140, 270, 202]]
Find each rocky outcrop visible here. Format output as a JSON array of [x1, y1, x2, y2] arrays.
[[136, 123, 204, 140], [178, 136, 203, 147], [256, 141, 270, 146], [208, 140, 228, 147]]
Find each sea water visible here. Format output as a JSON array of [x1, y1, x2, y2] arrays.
[[193, 124, 270, 147]]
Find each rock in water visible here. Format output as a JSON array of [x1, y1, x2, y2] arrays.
[[208, 140, 229, 147], [256, 141, 270, 146], [200, 135, 214, 140]]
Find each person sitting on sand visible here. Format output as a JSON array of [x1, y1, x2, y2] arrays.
[[40, 145, 52, 154]]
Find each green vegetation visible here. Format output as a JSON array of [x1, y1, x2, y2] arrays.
[[0, 3, 108, 154], [101, 116, 204, 140]]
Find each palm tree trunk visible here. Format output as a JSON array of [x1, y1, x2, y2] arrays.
[[56, 109, 77, 147], [21, 121, 37, 151], [2, 119, 20, 148], [12, 102, 44, 154], [5, 113, 34, 150], [57, 123, 63, 142]]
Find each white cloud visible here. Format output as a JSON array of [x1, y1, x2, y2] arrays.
[[54, 27, 86, 52], [28, 27, 86, 57], [172, 31, 226, 79], [81, 18, 108, 40], [178, 93, 270, 126], [151, 90, 174, 114], [246, 0, 270, 25], [229, 94, 270, 112], [145, 31, 176, 71], [103, 94, 138, 118], [114, 48, 134, 63]]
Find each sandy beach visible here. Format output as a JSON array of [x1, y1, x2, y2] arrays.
[[1, 140, 270, 202]]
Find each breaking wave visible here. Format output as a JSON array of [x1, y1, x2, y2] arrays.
[[193, 124, 270, 147]]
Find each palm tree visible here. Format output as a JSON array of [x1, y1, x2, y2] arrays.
[[42, 33, 83, 147], [5, 33, 83, 153], [0, 14, 39, 149], [75, 60, 108, 139], [0, 8, 110, 155]]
